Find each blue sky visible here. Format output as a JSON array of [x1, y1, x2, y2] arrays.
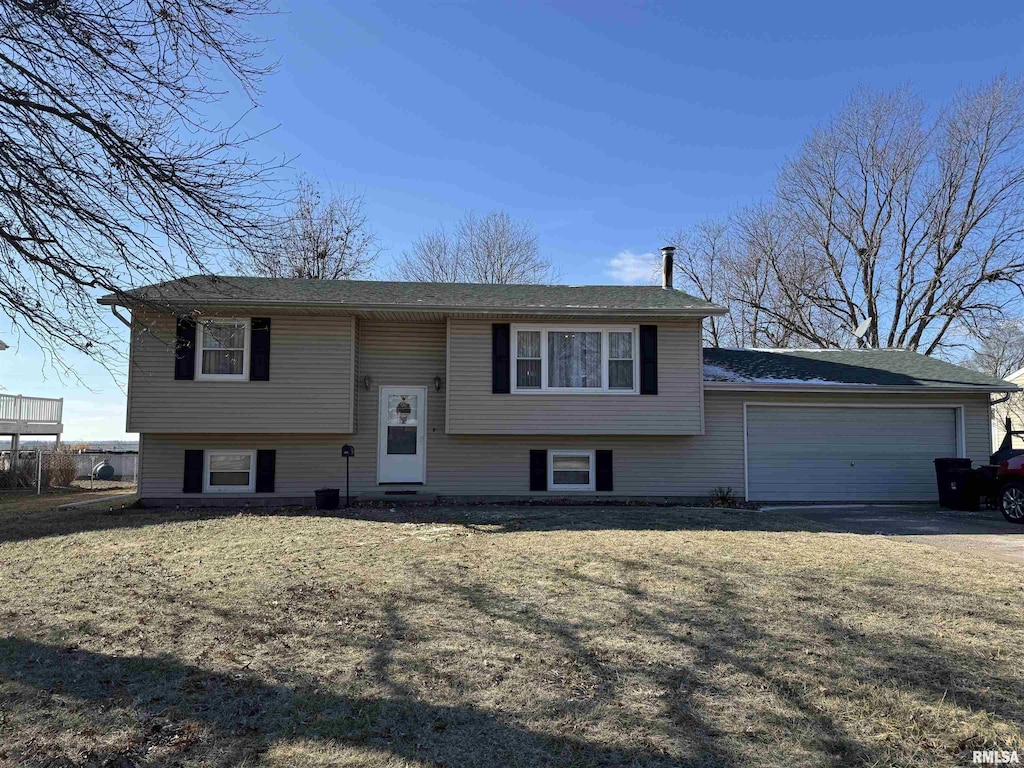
[[3, 1, 1023, 440]]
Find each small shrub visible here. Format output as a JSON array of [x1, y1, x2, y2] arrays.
[[707, 486, 737, 508], [12, 461, 36, 489], [47, 447, 78, 488]]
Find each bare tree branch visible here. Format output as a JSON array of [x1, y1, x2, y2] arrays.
[[0, 0, 282, 378], [393, 210, 555, 284], [669, 76, 1024, 355], [232, 178, 379, 280]]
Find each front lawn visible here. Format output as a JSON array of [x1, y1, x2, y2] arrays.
[[0, 502, 1021, 767], [0, 486, 136, 518]]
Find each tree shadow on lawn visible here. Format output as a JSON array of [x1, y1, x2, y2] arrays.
[[0, 635, 735, 767], [2, 551, 1018, 765], [458, 559, 882, 765], [529, 554, 1024, 761], [0, 499, 893, 545]]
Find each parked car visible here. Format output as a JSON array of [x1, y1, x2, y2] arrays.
[[998, 454, 1024, 524]]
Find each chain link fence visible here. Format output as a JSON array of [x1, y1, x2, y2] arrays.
[[0, 449, 138, 492]]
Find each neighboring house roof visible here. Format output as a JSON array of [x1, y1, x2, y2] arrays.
[[703, 347, 1017, 392], [1003, 365, 1024, 384], [98, 275, 727, 317], [0, 339, 7, 351]]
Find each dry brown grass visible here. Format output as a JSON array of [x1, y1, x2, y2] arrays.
[[0, 502, 1022, 767], [0, 487, 136, 517]]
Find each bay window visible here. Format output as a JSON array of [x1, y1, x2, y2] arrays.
[[511, 325, 638, 393]]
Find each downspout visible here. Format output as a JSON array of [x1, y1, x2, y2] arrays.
[[109, 305, 132, 329], [991, 393, 1015, 458]]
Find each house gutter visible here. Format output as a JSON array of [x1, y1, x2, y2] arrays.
[[703, 382, 1020, 394], [96, 295, 728, 319]]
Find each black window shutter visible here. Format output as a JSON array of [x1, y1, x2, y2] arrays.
[[250, 318, 271, 381], [255, 449, 276, 492], [174, 318, 196, 380], [492, 323, 511, 394], [529, 449, 547, 491], [183, 450, 203, 493], [595, 450, 613, 492], [639, 325, 658, 395]]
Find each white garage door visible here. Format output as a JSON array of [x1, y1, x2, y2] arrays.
[[745, 406, 960, 502]]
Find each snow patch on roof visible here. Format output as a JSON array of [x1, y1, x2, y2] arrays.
[[703, 363, 752, 382], [718, 347, 911, 354], [702, 363, 876, 386]]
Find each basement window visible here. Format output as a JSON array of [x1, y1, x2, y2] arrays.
[[549, 450, 595, 491], [204, 449, 256, 493]]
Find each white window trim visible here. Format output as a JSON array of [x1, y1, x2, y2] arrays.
[[203, 449, 256, 493], [510, 324, 639, 394], [549, 449, 596, 492], [196, 318, 251, 381]]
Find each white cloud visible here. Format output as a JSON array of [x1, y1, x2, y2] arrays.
[[605, 250, 659, 285]]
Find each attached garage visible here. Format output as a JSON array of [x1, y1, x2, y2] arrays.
[[744, 404, 962, 502]]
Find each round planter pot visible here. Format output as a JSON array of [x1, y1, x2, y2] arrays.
[[314, 488, 340, 511]]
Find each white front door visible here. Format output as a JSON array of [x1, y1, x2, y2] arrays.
[[377, 386, 427, 484]]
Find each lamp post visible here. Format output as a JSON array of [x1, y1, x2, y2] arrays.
[[341, 444, 354, 507]]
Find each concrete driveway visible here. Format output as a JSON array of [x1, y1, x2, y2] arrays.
[[768, 504, 1024, 564]]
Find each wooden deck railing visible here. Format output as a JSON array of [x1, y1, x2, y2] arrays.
[[0, 394, 63, 428]]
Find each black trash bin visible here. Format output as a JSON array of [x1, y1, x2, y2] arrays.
[[315, 488, 340, 511], [934, 458, 974, 510]]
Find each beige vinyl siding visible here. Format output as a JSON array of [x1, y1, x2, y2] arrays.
[[446, 318, 704, 434], [128, 310, 355, 433], [134, 315, 994, 500], [139, 379, 993, 500]]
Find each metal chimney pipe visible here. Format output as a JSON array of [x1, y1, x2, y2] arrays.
[[660, 246, 675, 289]]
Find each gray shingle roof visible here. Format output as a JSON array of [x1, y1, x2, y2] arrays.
[[703, 347, 1015, 391], [99, 275, 726, 316]]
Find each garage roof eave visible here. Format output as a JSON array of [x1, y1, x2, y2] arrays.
[[703, 382, 1020, 394]]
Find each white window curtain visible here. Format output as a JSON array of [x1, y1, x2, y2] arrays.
[[547, 331, 601, 388], [608, 331, 634, 390], [202, 321, 246, 375], [516, 330, 541, 389]]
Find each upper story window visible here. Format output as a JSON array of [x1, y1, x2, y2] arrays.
[[512, 325, 638, 393], [197, 319, 249, 380]]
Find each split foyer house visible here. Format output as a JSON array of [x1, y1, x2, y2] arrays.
[[101, 253, 1016, 505]]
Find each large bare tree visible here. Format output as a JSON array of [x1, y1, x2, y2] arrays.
[[669, 208, 834, 348], [773, 76, 1024, 353], [670, 76, 1024, 354], [394, 210, 554, 284], [0, 0, 279, 374], [234, 178, 379, 279]]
